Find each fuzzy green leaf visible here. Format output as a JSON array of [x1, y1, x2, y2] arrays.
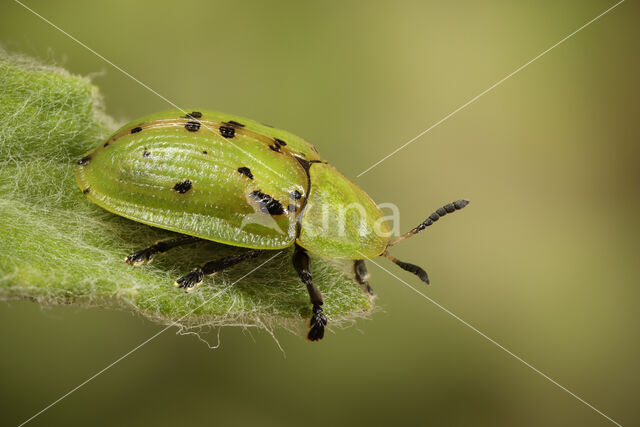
[[0, 50, 373, 336]]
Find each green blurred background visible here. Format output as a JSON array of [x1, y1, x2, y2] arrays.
[[1, 1, 638, 425]]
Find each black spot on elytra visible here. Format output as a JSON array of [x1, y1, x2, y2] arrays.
[[269, 144, 281, 153], [219, 126, 235, 138], [202, 150, 208, 155], [249, 190, 285, 215], [143, 149, 151, 158], [226, 120, 245, 127], [237, 167, 254, 179], [103, 141, 110, 147], [184, 111, 202, 119], [131, 126, 142, 134], [287, 204, 296, 213], [290, 190, 303, 200], [173, 180, 193, 194], [83, 187, 91, 194], [185, 121, 201, 132], [77, 155, 91, 166], [274, 137, 287, 146]]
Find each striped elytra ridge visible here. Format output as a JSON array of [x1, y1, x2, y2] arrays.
[[100, 115, 320, 164]]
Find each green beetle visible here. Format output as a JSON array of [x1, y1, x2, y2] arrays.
[[75, 109, 468, 341]]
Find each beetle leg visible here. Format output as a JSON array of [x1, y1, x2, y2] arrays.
[[354, 259, 374, 296], [292, 244, 327, 341], [125, 235, 200, 266], [175, 250, 263, 292]]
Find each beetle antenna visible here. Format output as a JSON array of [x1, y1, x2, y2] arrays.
[[388, 199, 469, 247], [382, 251, 430, 284]]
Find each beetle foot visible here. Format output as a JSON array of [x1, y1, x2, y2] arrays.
[[174, 267, 204, 292], [307, 305, 327, 341], [125, 248, 156, 266], [362, 282, 375, 296]]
